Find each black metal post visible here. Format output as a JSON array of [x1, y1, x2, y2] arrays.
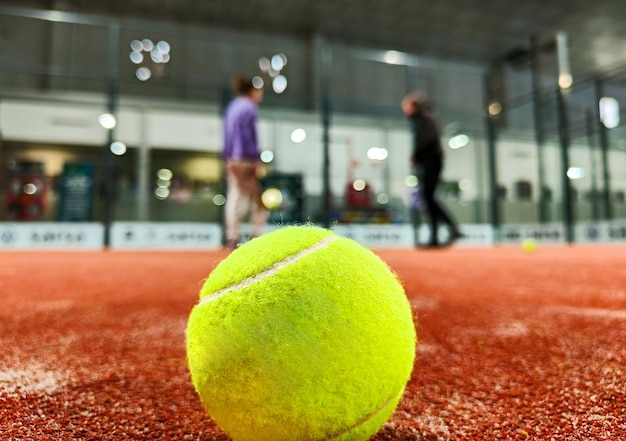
[[102, 22, 120, 248], [556, 87, 574, 243], [483, 72, 500, 240], [585, 110, 600, 221], [220, 84, 231, 246], [595, 79, 613, 220], [530, 35, 548, 222]]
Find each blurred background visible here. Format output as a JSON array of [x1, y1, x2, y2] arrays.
[[0, 0, 625, 247]]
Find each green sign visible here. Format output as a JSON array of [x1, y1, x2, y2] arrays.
[[58, 163, 95, 222]]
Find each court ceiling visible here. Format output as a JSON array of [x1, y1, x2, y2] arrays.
[[5, 0, 626, 78]]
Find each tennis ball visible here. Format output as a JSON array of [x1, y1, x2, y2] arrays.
[[522, 238, 538, 253], [186, 226, 416, 441], [261, 187, 283, 210]]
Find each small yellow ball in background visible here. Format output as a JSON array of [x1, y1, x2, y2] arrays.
[[261, 187, 283, 210], [522, 238, 538, 253]]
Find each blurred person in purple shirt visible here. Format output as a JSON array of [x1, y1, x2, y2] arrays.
[[222, 75, 268, 249]]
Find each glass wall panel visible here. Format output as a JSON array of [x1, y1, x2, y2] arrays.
[[604, 77, 626, 219], [1, 7, 625, 245], [0, 141, 105, 222], [142, 149, 222, 223]]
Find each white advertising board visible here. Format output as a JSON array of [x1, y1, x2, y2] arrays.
[[0, 223, 103, 250], [110, 222, 222, 249]]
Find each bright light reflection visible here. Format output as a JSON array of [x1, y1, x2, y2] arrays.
[[567, 167, 585, 180], [110, 141, 127, 156], [599, 97, 620, 129], [130, 40, 143, 52], [377, 193, 390, 204], [98, 113, 116, 129], [383, 50, 403, 65], [136, 67, 152, 81], [367, 147, 388, 161], [260, 150, 275, 163], [290, 128, 306, 143], [488, 102, 502, 116], [259, 57, 270, 72], [23, 183, 38, 195], [156, 41, 170, 54], [271, 54, 286, 71], [252, 76, 264, 89], [273, 76, 287, 93], [459, 179, 472, 191], [130, 52, 143, 64], [141, 39, 154, 52], [405, 175, 418, 187], [151, 50, 164, 63], [157, 179, 171, 188], [157, 169, 173, 180], [155, 187, 170, 199], [353, 179, 366, 192], [449, 134, 469, 149], [559, 73, 573, 89], [213, 194, 226, 206]]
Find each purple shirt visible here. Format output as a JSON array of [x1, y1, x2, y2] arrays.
[[222, 96, 260, 160]]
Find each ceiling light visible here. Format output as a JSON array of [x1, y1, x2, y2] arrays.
[[272, 75, 288, 94], [567, 167, 584, 180], [367, 147, 388, 161], [110, 141, 127, 156], [599, 97, 620, 129], [448, 134, 469, 149], [136, 67, 152, 81], [352, 179, 366, 192], [98, 113, 116, 129], [290, 128, 306, 143], [260, 150, 275, 163], [271, 54, 286, 71]]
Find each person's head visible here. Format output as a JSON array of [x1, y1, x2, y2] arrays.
[[401, 91, 431, 116], [233, 75, 264, 104]]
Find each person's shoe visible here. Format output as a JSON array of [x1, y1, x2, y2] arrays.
[[449, 230, 465, 242], [418, 240, 442, 249], [438, 230, 465, 247]]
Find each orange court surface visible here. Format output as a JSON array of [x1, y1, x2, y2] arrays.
[[1, 244, 625, 440]]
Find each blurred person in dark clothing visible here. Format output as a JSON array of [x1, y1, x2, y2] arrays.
[[402, 91, 462, 248]]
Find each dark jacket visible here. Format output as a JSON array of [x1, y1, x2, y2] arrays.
[[408, 111, 443, 165]]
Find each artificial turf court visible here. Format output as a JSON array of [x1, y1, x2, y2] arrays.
[[1, 244, 625, 440]]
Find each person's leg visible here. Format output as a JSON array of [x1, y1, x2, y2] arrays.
[[224, 162, 250, 247], [244, 168, 269, 238], [431, 198, 459, 234], [419, 165, 440, 246], [419, 159, 461, 246], [233, 161, 269, 239]]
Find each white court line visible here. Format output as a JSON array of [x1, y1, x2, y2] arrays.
[[545, 306, 626, 320], [0, 365, 64, 396]]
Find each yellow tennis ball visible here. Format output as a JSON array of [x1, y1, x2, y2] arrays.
[[186, 226, 416, 441], [261, 187, 283, 210], [522, 238, 538, 253]]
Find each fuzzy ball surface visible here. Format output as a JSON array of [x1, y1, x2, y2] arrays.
[[186, 226, 417, 441]]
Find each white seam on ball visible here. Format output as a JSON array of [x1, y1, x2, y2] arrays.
[[325, 393, 396, 440], [198, 235, 339, 306]]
